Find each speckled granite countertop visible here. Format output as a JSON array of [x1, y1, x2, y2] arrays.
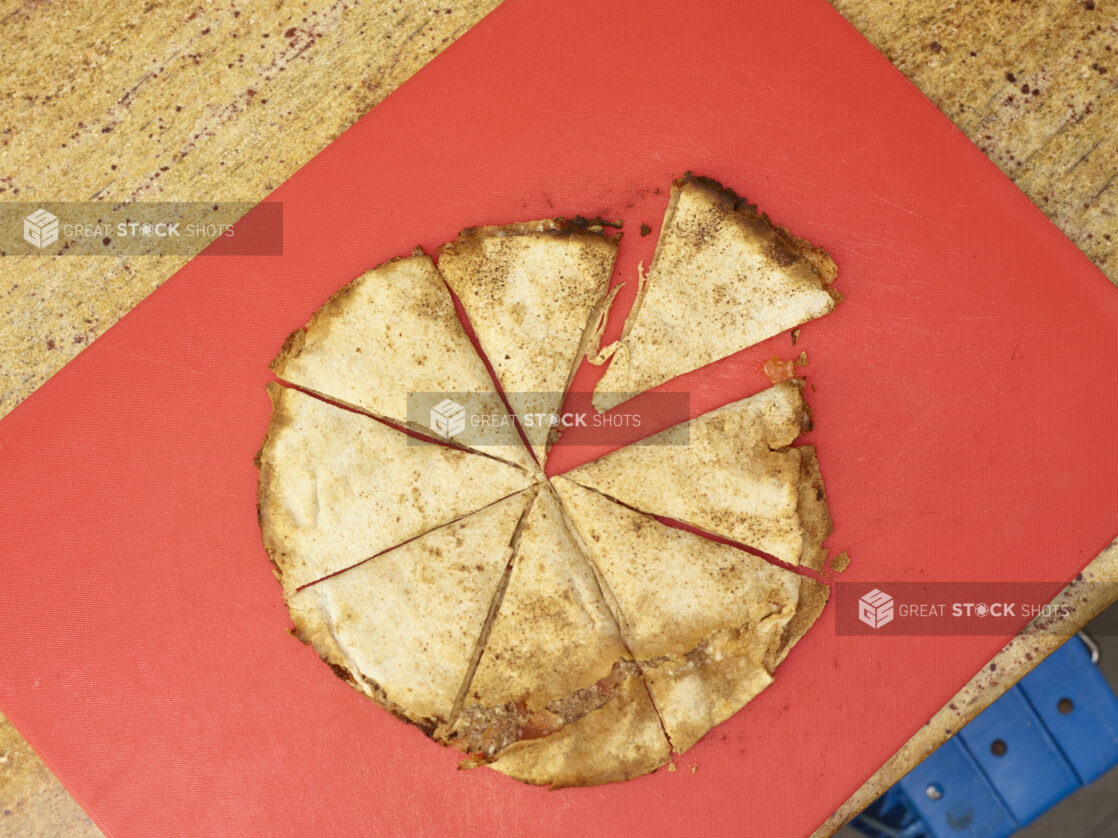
[[0, 1, 1115, 835]]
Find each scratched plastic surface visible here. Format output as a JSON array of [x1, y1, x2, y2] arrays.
[[1, 1, 1117, 836]]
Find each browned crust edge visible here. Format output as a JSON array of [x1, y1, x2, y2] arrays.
[[437, 216, 622, 262], [796, 445, 834, 572], [675, 171, 839, 289], [773, 577, 831, 669], [255, 381, 296, 589]]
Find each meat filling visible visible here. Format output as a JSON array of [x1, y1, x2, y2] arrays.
[[451, 659, 639, 758]]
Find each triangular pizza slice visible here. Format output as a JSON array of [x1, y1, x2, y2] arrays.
[[257, 383, 535, 593], [593, 174, 838, 412], [553, 477, 828, 754], [271, 250, 537, 472], [287, 488, 537, 734], [438, 220, 618, 467], [564, 381, 831, 568], [446, 488, 670, 787]]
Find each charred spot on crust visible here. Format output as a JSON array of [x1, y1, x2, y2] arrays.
[[406, 715, 439, 737], [765, 240, 798, 267], [676, 171, 754, 213], [800, 401, 815, 432], [271, 328, 307, 370], [673, 172, 784, 238], [439, 218, 622, 260], [568, 215, 623, 231], [674, 172, 836, 283], [289, 624, 312, 646], [329, 661, 354, 681]]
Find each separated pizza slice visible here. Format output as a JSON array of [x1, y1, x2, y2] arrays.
[[271, 250, 537, 473], [593, 173, 838, 413], [552, 477, 828, 754], [257, 383, 536, 593], [564, 381, 831, 568], [445, 488, 670, 788], [438, 220, 618, 468], [286, 487, 537, 734]]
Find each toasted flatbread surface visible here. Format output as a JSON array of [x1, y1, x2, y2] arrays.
[[257, 383, 535, 593], [553, 477, 828, 753], [593, 174, 838, 412], [438, 220, 618, 466], [566, 381, 829, 567], [287, 489, 536, 732], [450, 489, 670, 785], [271, 251, 537, 472]]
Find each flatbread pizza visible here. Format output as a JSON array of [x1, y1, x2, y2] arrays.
[[593, 174, 838, 412], [259, 179, 842, 788], [438, 220, 618, 467]]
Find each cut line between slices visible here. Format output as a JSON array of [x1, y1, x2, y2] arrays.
[[270, 379, 538, 476]]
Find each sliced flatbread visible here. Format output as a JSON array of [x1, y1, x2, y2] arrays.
[[593, 174, 838, 412], [287, 488, 536, 733], [257, 383, 536, 593], [553, 477, 829, 754], [438, 220, 618, 467], [564, 381, 831, 568], [271, 251, 537, 472], [447, 489, 670, 787]]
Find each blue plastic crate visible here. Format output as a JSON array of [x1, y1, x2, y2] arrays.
[[896, 737, 1017, 838], [1018, 637, 1118, 785], [957, 686, 1078, 825], [850, 636, 1118, 837]]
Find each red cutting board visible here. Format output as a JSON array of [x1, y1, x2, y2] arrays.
[[2, 1, 1117, 836]]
